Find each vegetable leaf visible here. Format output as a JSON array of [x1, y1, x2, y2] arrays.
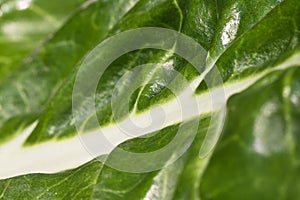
[[0, 0, 299, 199]]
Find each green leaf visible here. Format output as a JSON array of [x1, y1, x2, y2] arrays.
[[200, 68, 300, 199], [0, 0, 299, 199], [0, 0, 140, 143], [0, 160, 103, 199], [0, 0, 86, 80]]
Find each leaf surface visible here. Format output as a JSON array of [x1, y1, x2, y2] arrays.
[[0, 0, 299, 199]]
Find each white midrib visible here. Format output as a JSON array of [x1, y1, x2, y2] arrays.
[[0, 53, 299, 180]]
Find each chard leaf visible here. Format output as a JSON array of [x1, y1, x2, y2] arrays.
[[1, 66, 299, 199], [200, 67, 300, 199], [0, 0, 86, 79], [0, 0, 299, 199], [0, 0, 140, 143]]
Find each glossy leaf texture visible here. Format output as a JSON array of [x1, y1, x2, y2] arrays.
[[0, 0, 299, 199], [200, 68, 300, 200], [0, 0, 86, 79], [0, 0, 140, 143]]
